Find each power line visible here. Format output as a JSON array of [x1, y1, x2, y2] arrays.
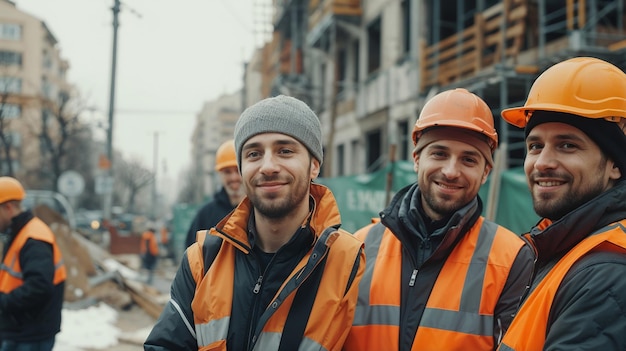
[[115, 108, 197, 115]]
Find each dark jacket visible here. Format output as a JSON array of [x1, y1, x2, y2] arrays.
[[351, 184, 534, 351], [517, 180, 626, 349], [185, 187, 235, 248], [0, 211, 65, 342], [144, 183, 364, 351]]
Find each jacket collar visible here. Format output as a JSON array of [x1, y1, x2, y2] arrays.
[[528, 180, 626, 263], [381, 183, 482, 257], [213, 183, 342, 251]]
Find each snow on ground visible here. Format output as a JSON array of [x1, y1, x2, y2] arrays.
[[54, 303, 120, 351]]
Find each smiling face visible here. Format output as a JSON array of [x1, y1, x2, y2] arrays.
[[524, 122, 621, 220], [218, 166, 244, 201], [414, 139, 491, 220], [240, 133, 320, 219]]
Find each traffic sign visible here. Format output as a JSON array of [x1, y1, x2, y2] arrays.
[[58, 170, 85, 198]]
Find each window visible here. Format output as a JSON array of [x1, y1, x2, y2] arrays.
[[351, 139, 359, 174], [0, 50, 22, 66], [0, 77, 22, 94], [7, 131, 21, 147], [398, 120, 410, 160], [320, 63, 327, 110], [367, 18, 382, 74], [337, 48, 347, 95], [0, 159, 20, 174], [353, 41, 360, 84], [0, 103, 21, 119], [366, 129, 382, 171], [401, 0, 411, 55], [336, 144, 345, 176], [0, 23, 22, 41]]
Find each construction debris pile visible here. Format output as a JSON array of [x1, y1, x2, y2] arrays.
[[31, 205, 175, 349]]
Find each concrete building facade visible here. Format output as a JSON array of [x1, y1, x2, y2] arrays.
[[256, 0, 626, 177], [0, 0, 72, 186]]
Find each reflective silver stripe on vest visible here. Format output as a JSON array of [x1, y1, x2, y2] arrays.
[[253, 332, 328, 351], [354, 220, 498, 337], [498, 343, 514, 351], [0, 255, 23, 279], [196, 316, 230, 348], [1, 252, 63, 281]]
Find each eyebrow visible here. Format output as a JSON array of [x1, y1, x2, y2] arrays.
[[526, 133, 586, 143], [428, 144, 481, 157], [242, 138, 300, 151]]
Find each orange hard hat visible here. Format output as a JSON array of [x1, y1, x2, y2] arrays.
[[0, 177, 25, 204], [215, 139, 238, 171], [413, 88, 498, 151], [502, 57, 626, 128]]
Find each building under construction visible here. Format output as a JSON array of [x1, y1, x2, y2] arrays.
[[246, 0, 626, 176]]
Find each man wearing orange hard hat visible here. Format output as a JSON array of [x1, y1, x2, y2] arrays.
[[497, 57, 626, 350], [185, 139, 245, 247], [0, 177, 66, 351], [344, 88, 534, 351]]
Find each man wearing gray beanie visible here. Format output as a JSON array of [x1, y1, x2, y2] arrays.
[[234, 95, 324, 169], [146, 95, 365, 351]]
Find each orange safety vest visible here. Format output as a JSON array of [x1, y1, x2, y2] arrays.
[[187, 227, 364, 351], [0, 217, 66, 292], [140, 230, 159, 256], [497, 220, 626, 351], [344, 216, 526, 351]]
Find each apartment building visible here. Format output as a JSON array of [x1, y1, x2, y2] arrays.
[[190, 90, 242, 202], [253, 0, 626, 177], [0, 0, 72, 186]]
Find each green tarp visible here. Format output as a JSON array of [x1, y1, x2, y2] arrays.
[[317, 161, 539, 235]]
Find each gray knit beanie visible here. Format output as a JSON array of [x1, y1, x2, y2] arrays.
[[234, 95, 323, 168]]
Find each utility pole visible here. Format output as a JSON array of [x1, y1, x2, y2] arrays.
[[103, 0, 120, 222], [151, 131, 159, 220]]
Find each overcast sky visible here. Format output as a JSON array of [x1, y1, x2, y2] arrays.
[[15, 0, 270, 190]]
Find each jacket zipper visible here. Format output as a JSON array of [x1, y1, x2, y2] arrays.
[[248, 247, 328, 350]]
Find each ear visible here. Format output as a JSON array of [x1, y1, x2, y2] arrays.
[[609, 161, 622, 181], [310, 158, 321, 180], [481, 164, 492, 185], [413, 149, 420, 173]]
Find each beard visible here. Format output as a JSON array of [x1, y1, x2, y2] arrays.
[[531, 171, 607, 221], [421, 189, 469, 219], [247, 171, 310, 220]]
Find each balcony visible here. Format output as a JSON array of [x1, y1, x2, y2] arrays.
[[309, 0, 361, 33], [420, 0, 528, 91]]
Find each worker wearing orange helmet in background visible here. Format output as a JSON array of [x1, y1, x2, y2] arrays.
[[497, 57, 626, 350], [185, 139, 245, 248], [344, 88, 534, 351], [0, 177, 66, 351], [140, 226, 159, 285]]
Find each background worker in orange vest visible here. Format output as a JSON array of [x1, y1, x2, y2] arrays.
[[140, 226, 159, 285], [185, 139, 245, 248], [344, 89, 535, 351], [145, 95, 364, 351], [0, 177, 66, 351], [497, 57, 626, 350]]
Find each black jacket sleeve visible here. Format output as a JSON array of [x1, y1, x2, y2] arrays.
[[543, 251, 626, 350], [144, 248, 199, 350]]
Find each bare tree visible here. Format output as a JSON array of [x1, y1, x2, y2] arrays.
[[0, 91, 16, 176], [114, 156, 154, 213], [37, 92, 93, 191]]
